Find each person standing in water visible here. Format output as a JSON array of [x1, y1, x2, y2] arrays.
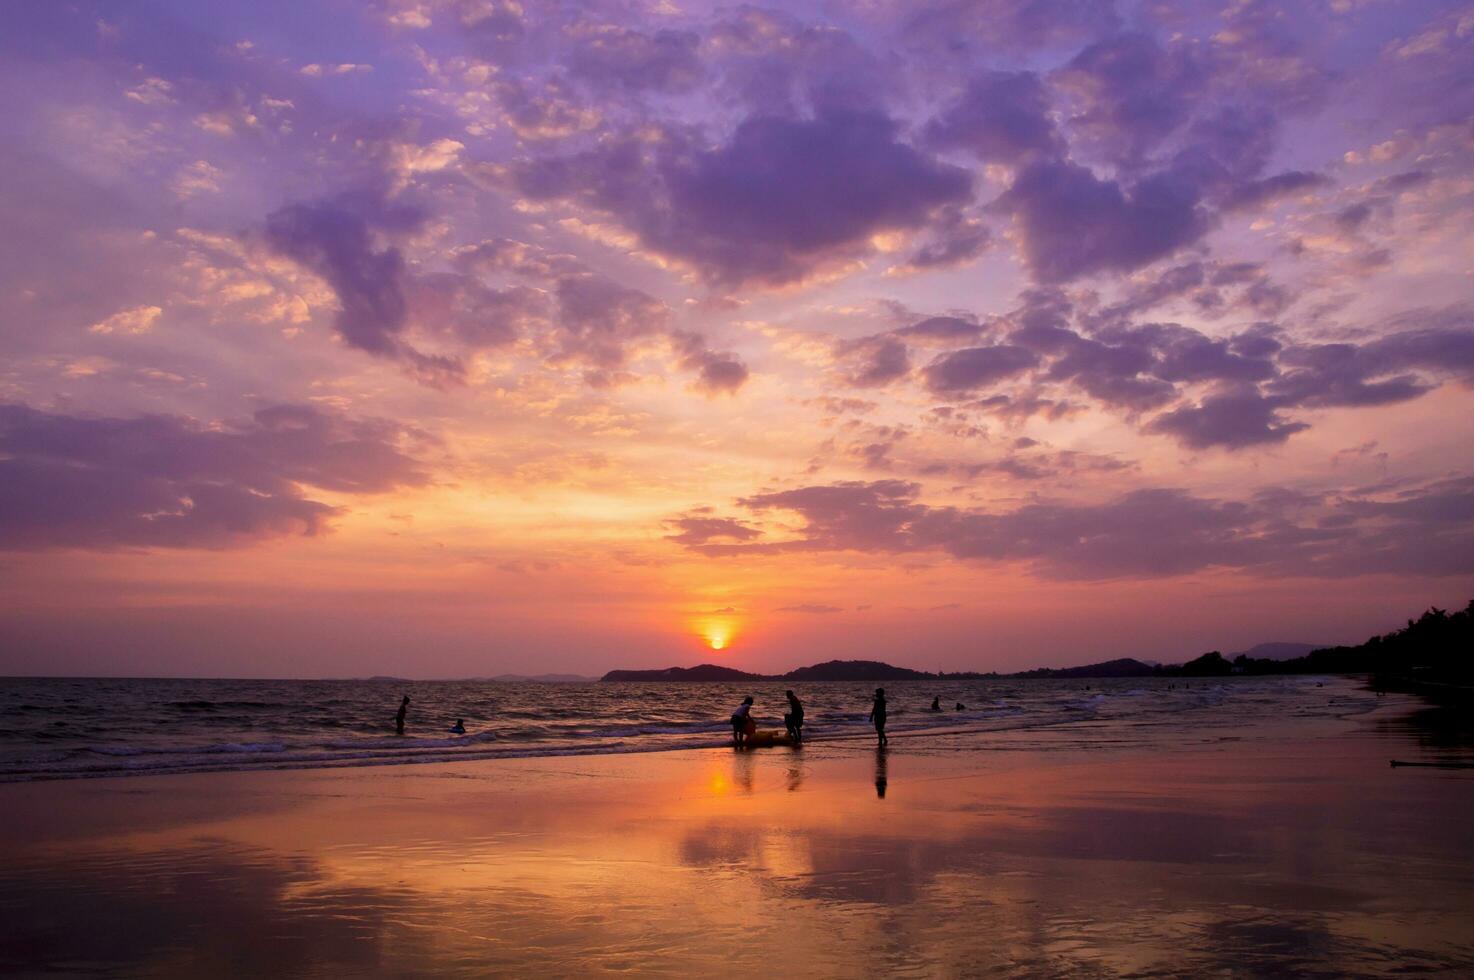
[[930, 696, 941, 712], [784, 690, 805, 742], [869, 688, 888, 746], [395, 695, 410, 735], [731, 696, 754, 747], [450, 719, 465, 735]]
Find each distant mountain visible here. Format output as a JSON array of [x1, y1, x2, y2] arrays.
[[601, 664, 765, 682], [488, 673, 597, 683], [782, 659, 931, 681], [597, 600, 1472, 684], [1012, 657, 1157, 679], [1223, 642, 1320, 662], [601, 660, 930, 683]]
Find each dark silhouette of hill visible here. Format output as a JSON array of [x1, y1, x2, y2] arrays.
[[599, 597, 1471, 685], [601, 664, 765, 682], [784, 659, 931, 681], [1011, 658, 1157, 679], [1224, 642, 1320, 661]]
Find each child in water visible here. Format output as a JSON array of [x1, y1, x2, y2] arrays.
[[731, 696, 754, 747], [450, 719, 466, 735]]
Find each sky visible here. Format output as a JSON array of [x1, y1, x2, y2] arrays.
[[1, 0, 1472, 678]]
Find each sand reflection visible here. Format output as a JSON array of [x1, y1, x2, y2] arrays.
[[3, 727, 1474, 976]]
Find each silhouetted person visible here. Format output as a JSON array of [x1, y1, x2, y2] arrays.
[[869, 688, 888, 746], [930, 696, 941, 712], [875, 745, 888, 798], [784, 690, 805, 742], [395, 695, 410, 735], [955, 702, 966, 711], [731, 695, 754, 747], [450, 719, 465, 735]]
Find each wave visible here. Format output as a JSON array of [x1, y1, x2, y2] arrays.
[[0, 676, 1380, 784]]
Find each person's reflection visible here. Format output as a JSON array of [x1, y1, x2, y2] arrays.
[[785, 744, 805, 792], [874, 745, 889, 799], [732, 745, 756, 795]]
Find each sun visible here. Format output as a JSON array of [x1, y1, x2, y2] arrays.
[[695, 617, 736, 652]]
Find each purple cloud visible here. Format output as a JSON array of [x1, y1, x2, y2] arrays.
[[922, 345, 1040, 395], [671, 330, 750, 395], [264, 199, 413, 357], [568, 25, 703, 94], [996, 160, 1211, 283], [0, 403, 430, 550], [514, 110, 972, 286], [674, 477, 1474, 579], [1147, 389, 1309, 450], [1054, 32, 1204, 167], [925, 70, 1062, 163], [840, 336, 912, 388]]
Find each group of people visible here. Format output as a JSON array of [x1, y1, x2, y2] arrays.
[[733, 688, 922, 747], [393, 695, 467, 736], [731, 690, 807, 746]]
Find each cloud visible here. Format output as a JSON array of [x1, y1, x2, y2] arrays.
[[671, 330, 750, 395], [663, 515, 762, 547], [894, 207, 993, 272], [264, 195, 462, 383], [996, 160, 1211, 283], [408, 273, 546, 350], [1053, 32, 1204, 167], [674, 477, 1474, 580], [922, 345, 1039, 395], [707, 7, 887, 116], [1146, 388, 1309, 450], [839, 335, 911, 388], [1222, 170, 1332, 211], [0, 403, 430, 550], [88, 305, 163, 335], [567, 24, 703, 94], [513, 109, 972, 287], [551, 274, 668, 367], [901, 0, 1122, 54], [895, 316, 985, 344], [775, 603, 843, 614], [924, 70, 1062, 163]]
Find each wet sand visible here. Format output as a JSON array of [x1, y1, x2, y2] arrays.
[[3, 692, 1473, 976]]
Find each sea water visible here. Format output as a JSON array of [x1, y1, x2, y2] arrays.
[[0, 675, 1376, 781]]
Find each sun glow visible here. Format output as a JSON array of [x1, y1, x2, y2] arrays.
[[695, 617, 737, 652]]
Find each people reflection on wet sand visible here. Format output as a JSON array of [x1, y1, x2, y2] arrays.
[[870, 688, 888, 746], [786, 756, 805, 792], [874, 745, 888, 799], [732, 746, 755, 794]]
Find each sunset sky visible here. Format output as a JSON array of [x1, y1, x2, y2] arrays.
[[2, 0, 1472, 678]]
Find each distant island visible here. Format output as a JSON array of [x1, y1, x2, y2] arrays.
[[601, 598, 1472, 689]]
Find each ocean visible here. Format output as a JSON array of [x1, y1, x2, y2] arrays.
[[0, 675, 1377, 782]]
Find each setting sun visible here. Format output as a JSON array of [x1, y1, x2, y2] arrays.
[[695, 618, 737, 652]]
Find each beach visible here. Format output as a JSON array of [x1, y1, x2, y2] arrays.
[[3, 680, 1473, 976]]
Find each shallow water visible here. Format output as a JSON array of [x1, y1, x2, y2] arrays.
[[1, 686, 1471, 977], [0, 674, 1376, 781]]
